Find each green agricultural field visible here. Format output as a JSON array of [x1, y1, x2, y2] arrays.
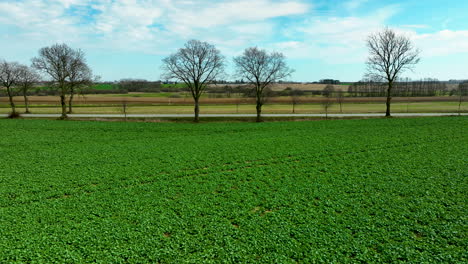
[[36, 83, 116, 91], [162, 83, 188, 89], [108, 92, 185, 98], [0, 117, 466, 262], [91, 83, 117, 90]]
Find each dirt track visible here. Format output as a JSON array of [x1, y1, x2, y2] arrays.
[[0, 95, 460, 105]]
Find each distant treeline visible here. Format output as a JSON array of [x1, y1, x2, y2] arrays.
[[458, 82, 468, 96], [348, 79, 451, 97], [2, 78, 467, 98]]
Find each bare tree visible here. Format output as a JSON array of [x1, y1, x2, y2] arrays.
[[119, 99, 129, 120], [161, 40, 225, 122], [336, 90, 344, 113], [457, 82, 468, 115], [17, 65, 41, 114], [291, 89, 303, 114], [322, 84, 335, 119], [67, 55, 93, 114], [0, 60, 22, 117], [366, 28, 420, 117], [234, 47, 294, 122], [32, 43, 89, 119]]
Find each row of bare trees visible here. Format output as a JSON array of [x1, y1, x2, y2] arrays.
[[1, 44, 94, 119], [161, 40, 293, 122], [161, 28, 420, 122], [0, 61, 40, 117], [2, 28, 423, 121], [32, 44, 93, 119]]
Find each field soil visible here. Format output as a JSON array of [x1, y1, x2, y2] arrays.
[[208, 83, 348, 91], [0, 95, 460, 105]]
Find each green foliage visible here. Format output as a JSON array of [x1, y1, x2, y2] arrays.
[[111, 92, 179, 98], [0, 117, 466, 262]]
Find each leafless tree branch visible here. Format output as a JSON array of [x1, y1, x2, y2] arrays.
[[161, 40, 225, 122], [234, 47, 294, 122], [32, 43, 93, 119], [0, 60, 22, 117], [366, 28, 420, 116], [17, 65, 41, 114]]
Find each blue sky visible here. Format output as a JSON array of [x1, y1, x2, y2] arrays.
[[0, 0, 467, 82]]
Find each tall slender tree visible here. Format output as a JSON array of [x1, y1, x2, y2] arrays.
[[67, 55, 93, 113], [322, 84, 335, 119], [161, 40, 225, 122], [234, 47, 293, 122], [17, 65, 41, 114], [457, 82, 468, 115], [366, 28, 420, 117]]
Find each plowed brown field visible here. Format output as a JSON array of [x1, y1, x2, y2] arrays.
[[0, 96, 459, 105]]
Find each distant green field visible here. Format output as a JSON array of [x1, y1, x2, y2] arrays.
[[0, 117, 466, 262], [36, 83, 117, 91], [162, 83, 188, 89], [36, 83, 184, 91], [109, 92, 185, 98], [91, 83, 116, 90]]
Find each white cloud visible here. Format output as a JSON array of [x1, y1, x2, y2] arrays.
[[168, 0, 308, 29], [414, 30, 468, 57], [272, 6, 399, 62], [94, 0, 163, 31], [271, 4, 468, 65], [402, 24, 429, 29], [0, 0, 310, 55]]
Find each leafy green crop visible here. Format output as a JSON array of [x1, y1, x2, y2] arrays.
[[0, 117, 466, 263]]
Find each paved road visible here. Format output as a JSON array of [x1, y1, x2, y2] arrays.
[[1, 113, 466, 118]]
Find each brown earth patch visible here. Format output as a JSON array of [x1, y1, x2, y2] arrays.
[[1, 95, 458, 105]]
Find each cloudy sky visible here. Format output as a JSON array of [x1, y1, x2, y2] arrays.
[[0, 0, 467, 82]]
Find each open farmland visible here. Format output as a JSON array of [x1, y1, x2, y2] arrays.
[[0, 102, 466, 115], [1, 95, 462, 105], [0, 117, 467, 262], [0, 95, 465, 116]]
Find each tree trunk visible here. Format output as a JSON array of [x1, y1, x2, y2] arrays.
[[60, 94, 68, 119], [68, 88, 74, 114], [23, 92, 30, 114], [385, 82, 392, 117], [122, 101, 128, 120], [459, 94, 463, 116], [194, 98, 200, 122], [6, 86, 17, 117], [256, 102, 263, 122]]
